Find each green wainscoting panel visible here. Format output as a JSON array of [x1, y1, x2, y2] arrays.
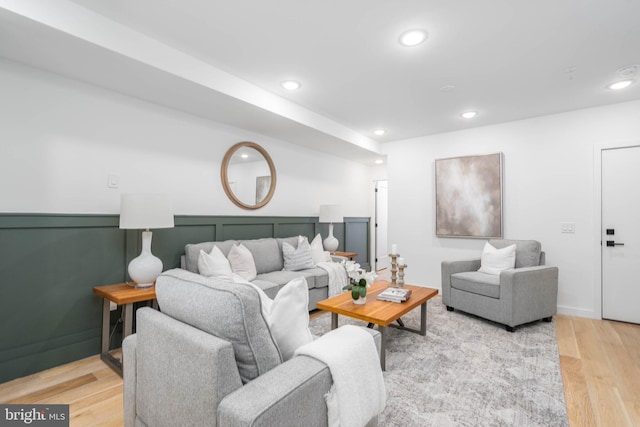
[[0, 214, 369, 383]]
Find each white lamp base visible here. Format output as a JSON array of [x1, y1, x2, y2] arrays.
[[128, 231, 163, 288], [323, 223, 339, 252]]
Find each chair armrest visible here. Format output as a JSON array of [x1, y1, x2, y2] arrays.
[[122, 334, 137, 427], [218, 355, 332, 427], [129, 308, 243, 427], [499, 266, 559, 326], [441, 259, 481, 305]]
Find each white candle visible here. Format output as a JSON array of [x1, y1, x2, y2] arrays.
[[398, 257, 405, 266], [391, 244, 398, 255]]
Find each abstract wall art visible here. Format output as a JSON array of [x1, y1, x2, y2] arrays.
[[435, 152, 503, 238]]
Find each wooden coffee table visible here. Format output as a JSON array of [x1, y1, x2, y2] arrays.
[[316, 281, 438, 370]]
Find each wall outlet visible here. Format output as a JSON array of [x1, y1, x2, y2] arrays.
[[561, 222, 576, 233]]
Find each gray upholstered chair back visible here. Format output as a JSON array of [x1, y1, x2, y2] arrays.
[[488, 239, 543, 268]]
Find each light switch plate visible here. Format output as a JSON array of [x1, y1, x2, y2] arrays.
[[107, 174, 119, 189]]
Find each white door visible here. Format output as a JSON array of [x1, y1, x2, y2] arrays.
[[375, 180, 389, 271], [602, 146, 640, 324]]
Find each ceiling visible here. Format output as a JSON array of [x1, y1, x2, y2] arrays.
[[1, 0, 639, 164]]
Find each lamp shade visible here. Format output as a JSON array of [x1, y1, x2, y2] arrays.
[[319, 204, 343, 223], [119, 194, 174, 230]]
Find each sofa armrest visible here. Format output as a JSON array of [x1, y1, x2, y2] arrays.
[[331, 255, 348, 263], [441, 259, 481, 305], [218, 355, 332, 427], [499, 266, 559, 326]]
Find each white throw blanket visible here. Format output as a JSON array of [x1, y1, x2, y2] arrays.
[[317, 262, 348, 297], [295, 325, 386, 427]]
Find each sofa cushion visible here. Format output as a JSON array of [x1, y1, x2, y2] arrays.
[[451, 271, 500, 299], [251, 279, 280, 299], [237, 276, 313, 361], [198, 246, 233, 278], [489, 239, 542, 268], [240, 238, 283, 274], [283, 238, 316, 271], [228, 243, 257, 281], [256, 270, 316, 289], [155, 269, 282, 383], [185, 240, 238, 273], [478, 242, 516, 275]]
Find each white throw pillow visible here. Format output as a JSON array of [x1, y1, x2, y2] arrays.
[[228, 243, 257, 281], [235, 275, 313, 361], [310, 234, 327, 265], [198, 245, 233, 278], [478, 242, 516, 275], [283, 237, 316, 271]]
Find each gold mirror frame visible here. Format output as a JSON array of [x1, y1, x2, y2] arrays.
[[221, 141, 277, 210]]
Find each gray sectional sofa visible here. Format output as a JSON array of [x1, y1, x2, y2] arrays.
[[181, 236, 338, 310]]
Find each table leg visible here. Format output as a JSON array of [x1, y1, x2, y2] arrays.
[[331, 313, 338, 330], [420, 302, 427, 336], [123, 303, 134, 337], [101, 299, 110, 356], [379, 326, 387, 371]]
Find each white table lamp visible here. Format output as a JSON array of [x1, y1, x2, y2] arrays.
[[119, 194, 174, 288], [319, 204, 343, 252]]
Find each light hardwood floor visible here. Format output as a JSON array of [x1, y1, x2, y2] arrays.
[[1, 312, 639, 426]]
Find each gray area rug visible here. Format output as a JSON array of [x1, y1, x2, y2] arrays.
[[309, 297, 568, 427]]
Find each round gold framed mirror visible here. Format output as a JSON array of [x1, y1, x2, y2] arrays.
[[221, 141, 277, 210]]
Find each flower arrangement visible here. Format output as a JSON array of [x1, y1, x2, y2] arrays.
[[342, 260, 377, 301]]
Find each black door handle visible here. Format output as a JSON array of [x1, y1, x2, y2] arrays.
[[606, 240, 625, 247]]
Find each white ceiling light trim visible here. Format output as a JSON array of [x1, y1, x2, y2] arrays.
[[373, 129, 386, 136], [281, 80, 301, 90], [399, 29, 428, 47], [606, 80, 634, 90], [461, 111, 478, 119]]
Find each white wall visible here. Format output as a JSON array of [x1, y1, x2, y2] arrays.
[[0, 59, 375, 218], [384, 100, 640, 318]]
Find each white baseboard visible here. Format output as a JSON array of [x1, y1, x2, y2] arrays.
[[557, 305, 596, 319]]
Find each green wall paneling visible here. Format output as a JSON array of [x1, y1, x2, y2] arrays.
[[0, 214, 369, 383]]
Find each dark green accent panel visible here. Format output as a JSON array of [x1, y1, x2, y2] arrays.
[[345, 218, 371, 271], [220, 223, 274, 240], [0, 213, 369, 383]]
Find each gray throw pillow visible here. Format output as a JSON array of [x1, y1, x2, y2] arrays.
[[282, 238, 316, 271]]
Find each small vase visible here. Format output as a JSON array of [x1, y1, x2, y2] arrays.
[[353, 295, 366, 305]]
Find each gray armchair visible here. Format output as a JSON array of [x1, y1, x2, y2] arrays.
[[123, 269, 382, 427], [441, 239, 558, 332]]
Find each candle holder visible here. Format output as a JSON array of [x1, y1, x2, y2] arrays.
[[389, 254, 399, 287], [398, 263, 407, 288]]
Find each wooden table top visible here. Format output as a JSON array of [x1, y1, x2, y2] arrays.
[[316, 281, 439, 327], [93, 283, 156, 305]]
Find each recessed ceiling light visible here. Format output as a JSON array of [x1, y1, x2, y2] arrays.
[[461, 111, 478, 119], [241, 153, 249, 159], [374, 129, 386, 136], [399, 29, 428, 47], [607, 80, 634, 90], [440, 85, 456, 92], [375, 159, 384, 165], [281, 80, 301, 90], [617, 65, 638, 77]]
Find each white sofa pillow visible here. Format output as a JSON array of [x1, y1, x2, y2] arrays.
[[198, 245, 233, 278], [310, 233, 329, 264], [228, 243, 257, 281], [235, 275, 313, 361], [478, 242, 516, 275], [283, 237, 316, 271]]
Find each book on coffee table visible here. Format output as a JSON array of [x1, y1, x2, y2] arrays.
[[377, 287, 412, 303]]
